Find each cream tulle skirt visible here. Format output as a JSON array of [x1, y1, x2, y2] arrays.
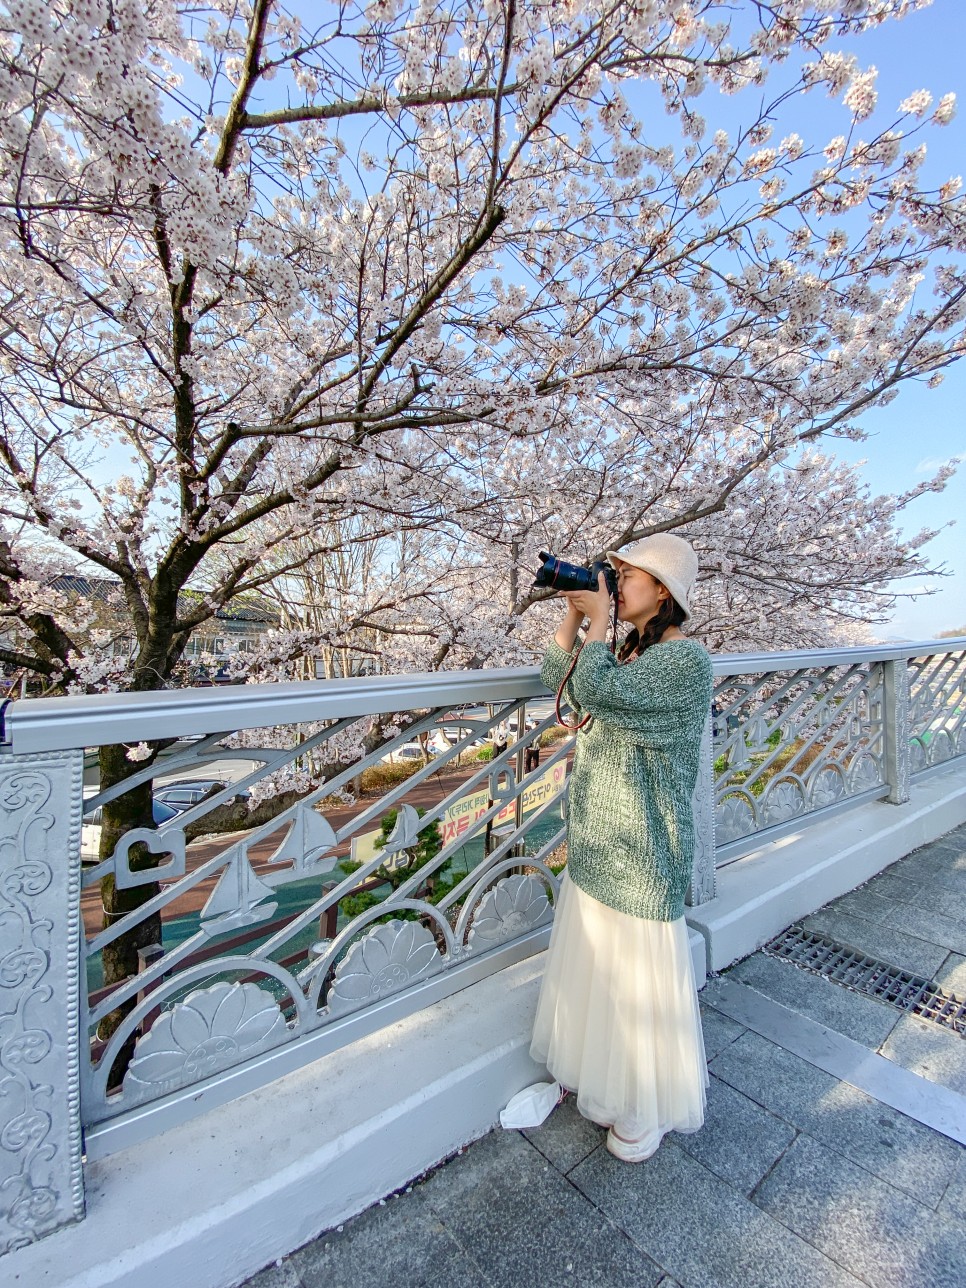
[[530, 870, 708, 1148]]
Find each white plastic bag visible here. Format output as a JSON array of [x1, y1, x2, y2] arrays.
[[499, 1080, 562, 1130]]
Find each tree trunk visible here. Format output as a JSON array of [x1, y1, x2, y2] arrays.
[[97, 740, 163, 1083], [95, 585, 184, 1074]]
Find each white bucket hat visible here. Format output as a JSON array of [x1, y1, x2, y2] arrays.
[[605, 534, 698, 622]]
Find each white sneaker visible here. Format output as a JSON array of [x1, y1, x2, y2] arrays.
[[606, 1127, 662, 1163]]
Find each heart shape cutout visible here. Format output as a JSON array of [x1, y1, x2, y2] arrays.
[[113, 825, 186, 890]]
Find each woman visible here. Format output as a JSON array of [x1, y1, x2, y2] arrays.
[[530, 532, 713, 1162]]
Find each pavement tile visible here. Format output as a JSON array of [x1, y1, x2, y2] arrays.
[[242, 1263, 305, 1288], [697, 1002, 745, 1060], [935, 952, 966, 996], [897, 844, 955, 875], [523, 1093, 605, 1174], [292, 1186, 487, 1288], [754, 1131, 966, 1288], [928, 836, 966, 867], [710, 1029, 961, 1207], [938, 1147, 966, 1223], [727, 952, 898, 1047], [879, 1012, 966, 1094], [800, 907, 949, 977], [671, 1074, 796, 1194], [888, 862, 951, 893], [864, 868, 923, 905], [869, 867, 966, 922], [569, 1138, 862, 1288], [879, 900, 966, 953], [932, 888, 966, 922], [823, 883, 895, 923], [420, 1129, 664, 1287], [929, 871, 966, 899], [900, 836, 966, 878]]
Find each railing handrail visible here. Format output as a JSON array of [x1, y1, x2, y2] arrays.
[[1, 666, 545, 754], [710, 637, 966, 677], [3, 638, 964, 755]]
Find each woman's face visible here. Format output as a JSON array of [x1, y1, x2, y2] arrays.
[[612, 560, 670, 631]]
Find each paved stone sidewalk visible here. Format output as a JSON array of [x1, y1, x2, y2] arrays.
[[244, 823, 966, 1288]]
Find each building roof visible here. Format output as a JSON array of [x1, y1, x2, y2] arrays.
[[49, 575, 279, 624]]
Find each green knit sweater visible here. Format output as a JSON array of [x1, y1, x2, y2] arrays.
[[541, 637, 713, 922]]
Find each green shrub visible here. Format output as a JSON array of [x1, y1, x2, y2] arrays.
[[359, 760, 423, 791], [539, 725, 570, 747], [338, 889, 382, 919], [337, 806, 453, 928]]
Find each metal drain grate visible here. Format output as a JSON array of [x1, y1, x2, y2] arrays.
[[763, 925, 966, 1037]]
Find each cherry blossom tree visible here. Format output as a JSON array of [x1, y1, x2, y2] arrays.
[[1, 0, 964, 990], [1, 0, 962, 694]]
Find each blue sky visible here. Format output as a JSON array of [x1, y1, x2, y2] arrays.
[[802, 1, 966, 639]]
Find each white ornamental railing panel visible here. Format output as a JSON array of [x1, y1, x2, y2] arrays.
[[710, 656, 888, 861], [908, 648, 966, 775]]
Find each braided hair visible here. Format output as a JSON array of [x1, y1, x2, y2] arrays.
[[616, 591, 687, 663]]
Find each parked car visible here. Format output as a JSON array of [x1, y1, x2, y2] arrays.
[[439, 724, 482, 745], [392, 743, 435, 764], [154, 778, 249, 810], [81, 798, 183, 864]]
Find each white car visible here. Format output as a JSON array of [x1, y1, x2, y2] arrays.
[[439, 724, 483, 746], [81, 798, 184, 864], [378, 741, 435, 766]]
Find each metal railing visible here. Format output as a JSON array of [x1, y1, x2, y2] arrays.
[[0, 638, 963, 1254]]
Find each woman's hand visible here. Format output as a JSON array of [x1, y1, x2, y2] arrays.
[[553, 596, 584, 652], [552, 573, 611, 651], [564, 573, 611, 643]]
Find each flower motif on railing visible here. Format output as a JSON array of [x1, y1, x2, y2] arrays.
[[761, 779, 805, 829], [927, 728, 955, 765], [467, 875, 552, 950], [808, 766, 846, 811], [122, 981, 289, 1101], [847, 753, 881, 793], [326, 920, 441, 1016], [715, 794, 755, 845], [908, 690, 930, 730]]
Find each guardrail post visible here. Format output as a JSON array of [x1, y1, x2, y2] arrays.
[[688, 714, 716, 906], [0, 747, 85, 1254], [882, 659, 911, 805]]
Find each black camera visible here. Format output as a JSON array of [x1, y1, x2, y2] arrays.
[[533, 551, 618, 596]]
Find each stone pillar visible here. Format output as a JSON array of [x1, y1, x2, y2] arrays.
[[0, 748, 85, 1255], [882, 659, 911, 805], [688, 714, 716, 906]]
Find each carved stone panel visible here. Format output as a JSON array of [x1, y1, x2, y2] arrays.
[[0, 749, 85, 1255]]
